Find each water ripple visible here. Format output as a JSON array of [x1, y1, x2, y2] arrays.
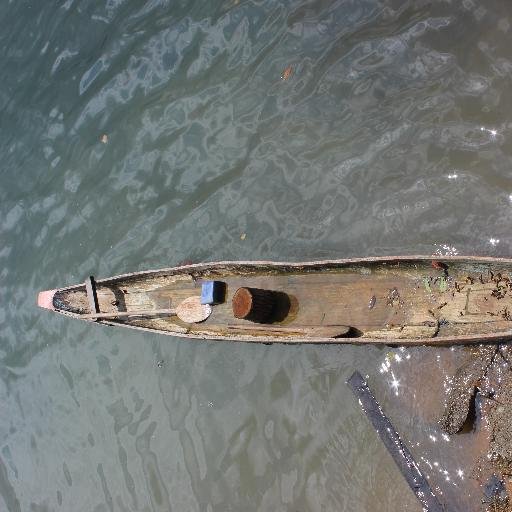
[[2, 0, 512, 510]]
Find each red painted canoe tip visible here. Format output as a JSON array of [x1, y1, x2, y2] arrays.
[[37, 289, 56, 310]]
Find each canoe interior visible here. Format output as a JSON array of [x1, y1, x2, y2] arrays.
[[51, 259, 512, 343]]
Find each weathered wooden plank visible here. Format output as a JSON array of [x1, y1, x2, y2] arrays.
[[227, 324, 350, 338], [82, 309, 175, 320]]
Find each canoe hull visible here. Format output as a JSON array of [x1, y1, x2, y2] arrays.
[[37, 256, 512, 345]]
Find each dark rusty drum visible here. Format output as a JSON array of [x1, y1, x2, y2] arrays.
[[232, 287, 275, 323]]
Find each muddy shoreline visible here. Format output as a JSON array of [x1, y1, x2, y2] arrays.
[[439, 345, 512, 511]]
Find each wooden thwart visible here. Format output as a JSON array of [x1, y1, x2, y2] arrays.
[[84, 276, 100, 317], [85, 276, 100, 313]]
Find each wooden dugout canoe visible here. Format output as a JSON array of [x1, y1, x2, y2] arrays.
[[37, 256, 512, 345]]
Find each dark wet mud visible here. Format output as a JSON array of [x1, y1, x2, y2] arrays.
[[439, 346, 499, 435], [487, 357, 512, 468], [440, 344, 512, 511]]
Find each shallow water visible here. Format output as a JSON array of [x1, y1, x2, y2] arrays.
[[2, 0, 512, 510]]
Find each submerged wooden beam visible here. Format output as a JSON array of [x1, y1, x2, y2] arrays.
[[347, 371, 445, 512]]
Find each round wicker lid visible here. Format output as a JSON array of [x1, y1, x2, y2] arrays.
[[176, 296, 212, 323]]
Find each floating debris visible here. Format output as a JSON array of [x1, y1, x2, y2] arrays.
[[100, 134, 108, 144], [240, 233, 246, 240], [281, 65, 293, 81]]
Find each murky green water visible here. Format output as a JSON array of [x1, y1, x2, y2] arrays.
[[2, 1, 512, 510]]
